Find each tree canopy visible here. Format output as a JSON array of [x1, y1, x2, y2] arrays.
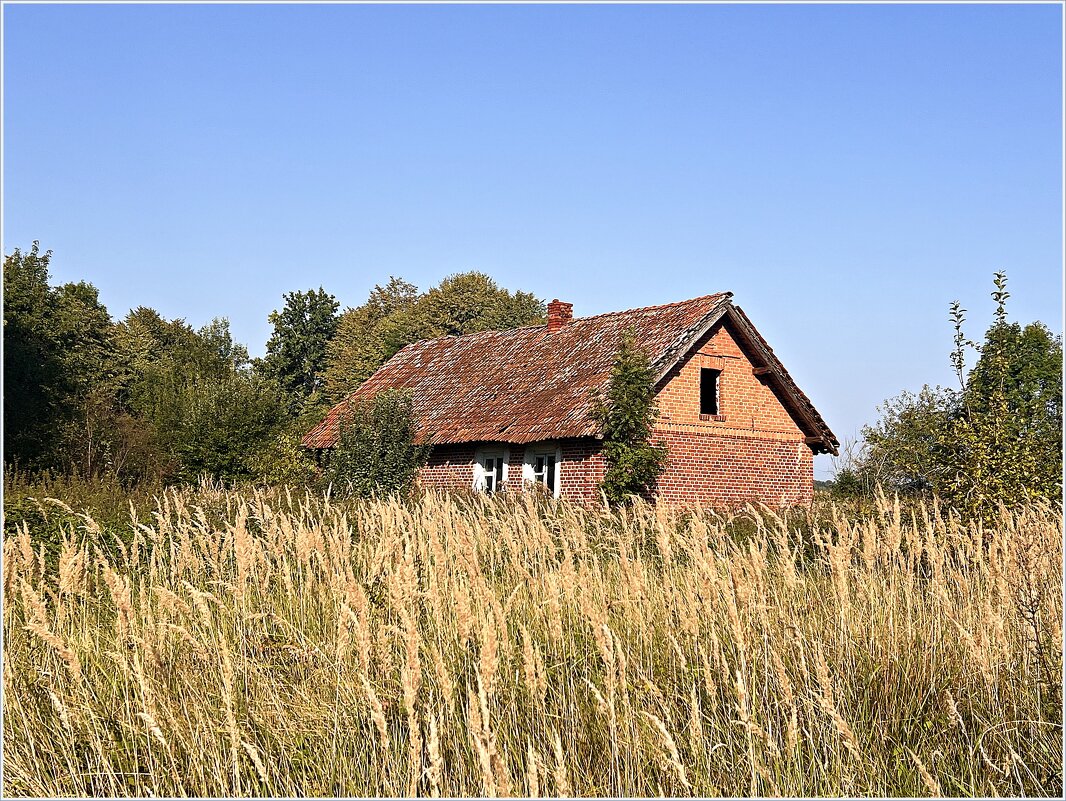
[[323, 272, 544, 402], [4, 243, 290, 483], [257, 288, 340, 412], [4, 243, 544, 490]]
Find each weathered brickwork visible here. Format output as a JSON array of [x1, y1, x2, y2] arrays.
[[559, 438, 607, 505], [414, 315, 818, 508], [655, 319, 804, 440], [418, 444, 477, 492], [650, 317, 813, 507], [653, 431, 813, 507]]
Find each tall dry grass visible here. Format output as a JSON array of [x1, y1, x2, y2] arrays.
[[2, 487, 1062, 797]]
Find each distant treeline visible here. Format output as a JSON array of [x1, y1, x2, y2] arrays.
[[3, 242, 544, 484]]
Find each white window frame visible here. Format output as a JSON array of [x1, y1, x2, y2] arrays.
[[522, 443, 562, 499], [473, 446, 509, 494]]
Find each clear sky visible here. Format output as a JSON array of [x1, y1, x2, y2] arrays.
[[3, 2, 1062, 478]]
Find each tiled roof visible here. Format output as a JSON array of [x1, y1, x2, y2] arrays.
[[302, 292, 838, 452]]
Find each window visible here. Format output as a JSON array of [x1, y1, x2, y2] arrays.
[[474, 448, 509, 494], [533, 453, 556, 494], [522, 444, 562, 498], [700, 368, 721, 416]]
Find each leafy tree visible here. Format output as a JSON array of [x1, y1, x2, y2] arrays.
[[859, 386, 960, 494], [323, 389, 428, 498], [169, 374, 287, 482], [323, 277, 420, 401], [258, 288, 339, 411], [247, 423, 319, 486], [4, 244, 119, 470], [52, 281, 118, 397], [3, 242, 66, 466], [858, 273, 1062, 516], [941, 275, 1062, 511], [198, 317, 251, 371], [3, 243, 300, 485], [111, 307, 287, 483], [323, 272, 543, 402], [409, 271, 544, 339], [592, 329, 668, 505], [114, 307, 237, 399], [49, 283, 122, 474]]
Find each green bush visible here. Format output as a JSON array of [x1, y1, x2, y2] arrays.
[[321, 389, 429, 498], [1, 468, 156, 568]]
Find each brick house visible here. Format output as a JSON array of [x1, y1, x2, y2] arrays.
[[302, 292, 838, 507]]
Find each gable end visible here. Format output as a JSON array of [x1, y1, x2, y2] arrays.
[[652, 303, 838, 455]]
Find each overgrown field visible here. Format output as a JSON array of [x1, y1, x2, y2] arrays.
[[2, 487, 1062, 797]]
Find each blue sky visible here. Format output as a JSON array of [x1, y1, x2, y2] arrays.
[[3, 2, 1062, 477]]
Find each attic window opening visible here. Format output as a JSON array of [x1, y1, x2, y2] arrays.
[[700, 368, 721, 416]]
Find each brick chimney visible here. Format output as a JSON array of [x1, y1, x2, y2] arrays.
[[546, 299, 573, 332]]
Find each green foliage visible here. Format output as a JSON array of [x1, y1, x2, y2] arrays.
[[52, 281, 119, 399], [857, 273, 1062, 516], [198, 317, 251, 371], [167, 374, 287, 483], [2, 467, 159, 567], [411, 271, 545, 339], [112, 307, 277, 483], [247, 425, 320, 487], [860, 386, 960, 494], [323, 389, 429, 498], [258, 288, 339, 411], [4, 243, 86, 467], [322, 278, 420, 401], [592, 329, 668, 505], [323, 272, 544, 402], [4, 243, 295, 485], [4, 242, 546, 491]]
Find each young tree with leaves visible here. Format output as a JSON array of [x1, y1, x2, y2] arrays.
[[943, 274, 1062, 512], [858, 272, 1061, 516], [592, 329, 668, 505]]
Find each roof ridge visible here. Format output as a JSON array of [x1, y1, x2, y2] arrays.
[[396, 293, 732, 349], [571, 292, 732, 323]]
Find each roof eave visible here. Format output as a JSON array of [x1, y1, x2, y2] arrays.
[[724, 306, 839, 455]]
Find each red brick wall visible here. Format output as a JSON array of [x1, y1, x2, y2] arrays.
[[419, 444, 477, 492], [652, 430, 813, 507], [415, 434, 810, 509], [656, 318, 804, 437], [559, 439, 607, 505], [650, 316, 815, 507]]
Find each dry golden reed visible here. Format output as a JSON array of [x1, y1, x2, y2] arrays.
[[2, 485, 1062, 797]]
